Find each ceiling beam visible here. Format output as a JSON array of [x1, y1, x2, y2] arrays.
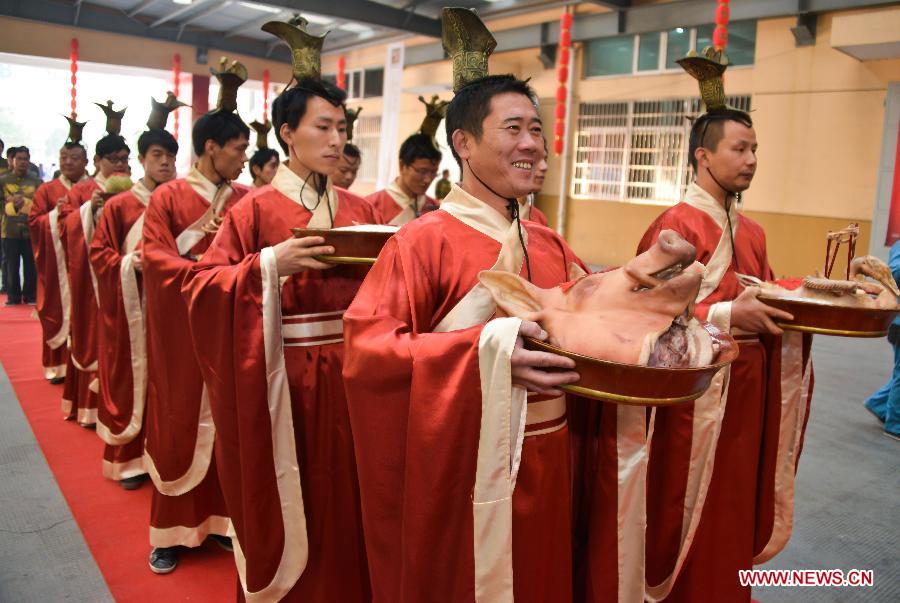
[[151, 0, 219, 28], [0, 0, 292, 63], [127, 0, 162, 18], [586, 0, 632, 9], [247, 0, 442, 38], [224, 9, 289, 38]]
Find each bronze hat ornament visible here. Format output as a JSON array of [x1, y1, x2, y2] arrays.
[[94, 100, 126, 135], [146, 91, 188, 131], [345, 106, 362, 143], [210, 56, 249, 113], [442, 7, 497, 93], [249, 119, 273, 149], [676, 47, 730, 113], [417, 94, 449, 144], [262, 15, 327, 85], [64, 115, 87, 144]]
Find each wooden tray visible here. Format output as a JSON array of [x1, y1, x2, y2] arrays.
[[758, 294, 899, 337], [523, 323, 738, 406], [290, 227, 397, 265]]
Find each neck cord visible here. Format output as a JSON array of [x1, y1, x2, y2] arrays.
[[705, 167, 741, 272], [466, 160, 532, 282], [298, 170, 334, 228]]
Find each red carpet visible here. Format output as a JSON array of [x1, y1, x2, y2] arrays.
[[0, 304, 233, 601]]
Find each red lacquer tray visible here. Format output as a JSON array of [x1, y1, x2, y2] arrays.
[[290, 226, 398, 265], [758, 294, 898, 338]]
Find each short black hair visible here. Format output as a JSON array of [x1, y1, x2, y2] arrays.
[[688, 109, 753, 171], [343, 143, 361, 160], [95, 134, 130, 158], [271, 77, 347, 154], [248, 147, 279, 179], [6, 146, 17, 158], [62, 141, 88, 158], [445, 74, 537, 166], [191, 112, 250, 156], [0, 138, 4, 151], [12, 146, 30, 159], [399, 133, 441, 165], [138, 129, 179, 156]]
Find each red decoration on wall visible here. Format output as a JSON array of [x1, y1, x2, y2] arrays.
[[714, 0, 730, 50], [172, 53, 182, 141], [69, 38, 78, 119], [336, 55, 346, 91], [262, 69, 270, 120], [554, 10, 573, 156]]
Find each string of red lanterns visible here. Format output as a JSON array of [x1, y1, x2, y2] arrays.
[[714, 0, 730, 50], [554, 11, 573, 156], [336, 55, 347, 91], [262, 69, 270, 121], [69, 38, 78, 119], [172, 53, 182, 141]]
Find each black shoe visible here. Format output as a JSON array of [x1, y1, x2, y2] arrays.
[[120, 474, 148, 490], [49, 376, 65, 385], [5, 299, 21, 306], [208, 534, 233, 552], [149, 547, 178, 574]]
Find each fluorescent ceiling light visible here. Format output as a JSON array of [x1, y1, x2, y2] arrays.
[[339, 23, 373, 34], [173, 0, 193, 5], [238, 2, 282, 13], [303, 14, 335, 25]]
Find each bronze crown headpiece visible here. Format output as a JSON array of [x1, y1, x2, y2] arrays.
[[442, 7, 497, 94], [64, 115, 87, 145], [94, 100, 126, 136], [249, 119, 272, 149], [676, 47, 730, 113], [417, 94, 449, 147], [210, 57, 249, 113], [262, 15, 327, 85], [344, 107, 362, 143], [147, 92, 188, 131]]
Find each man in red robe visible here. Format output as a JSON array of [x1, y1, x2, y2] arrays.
[[61, 119, 132, 428], [184, 23, 380, 599], [520, 142, 549, 226], [343, 9, 584, 602], [366, 132, 441, 224], [90, 96, 185, 506], [623, 55, 810, 602], [141, 75, 250, 574], [28, 124, 88, 383]]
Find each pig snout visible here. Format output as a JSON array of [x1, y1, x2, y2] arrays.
[[657, 230, 697, 266]]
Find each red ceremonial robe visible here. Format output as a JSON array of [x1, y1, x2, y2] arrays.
[[343, 183, 584, 603], [141, 168, 247, 548], [89, 180, 154, 482], [366, 179, 438, 225], [60, 176, 106, 427], [519, 198, 548, 227], [28, 175, 84, 379], [625, 183, 813, 602], [183, 164, 379, 601]]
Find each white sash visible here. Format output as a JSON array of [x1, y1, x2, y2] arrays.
[[47, 208, 71, 349], [385, 179, 426, 226], [80, 200, 100, 306]]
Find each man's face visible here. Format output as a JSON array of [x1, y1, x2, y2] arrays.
[[254, 155, 280, 185], [141, 144, 177, 185], [208, 134, 250, 182], [456, 92, 542, 199], [59, 146, 88, 181], [97, 149, 130, 178], [698, 120, 758, 193], [12, 151, 29, 176], [280, 96, 347, 176], [332, 153, 361, 189], [398, 158, 439, 196], [532, 155, 548, 193]]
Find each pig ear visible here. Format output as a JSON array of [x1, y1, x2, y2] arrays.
[[478, 270, 543, 317], [568, 262, 588, 280]]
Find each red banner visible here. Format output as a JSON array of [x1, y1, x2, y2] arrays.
[[884, 121, 900, 246]]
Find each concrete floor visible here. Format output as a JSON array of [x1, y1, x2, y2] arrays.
[[0, 335, 896, 601]]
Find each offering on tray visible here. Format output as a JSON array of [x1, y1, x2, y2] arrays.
[[747, 224, 900, 336], [290, 224, 399, 265], [478, 229, 738, 405]]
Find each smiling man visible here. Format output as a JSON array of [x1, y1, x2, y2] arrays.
[[140, 67, 251, 574], [342, 8, 587, 602], [183, 20, 381, 601]]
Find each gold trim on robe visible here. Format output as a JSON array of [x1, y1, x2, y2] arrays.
[[149, 514, 230, 549]]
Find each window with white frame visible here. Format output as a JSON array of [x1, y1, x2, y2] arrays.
[[354, 115, 381, 183], [322, 68, 385, 100], [572, 95, 752, 204], [584, 20, 756, 78]]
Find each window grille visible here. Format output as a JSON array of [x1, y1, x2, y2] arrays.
[[572, 95, 751, 204], [354, 115, 381, 183]]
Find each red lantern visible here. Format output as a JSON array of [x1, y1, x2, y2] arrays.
[[713, 1, 730, 50], [172, 53, 181, 140], [263, 69, 270, 120], [561, 12, 573, 30], [554, 138, 563, 155], [713, 25, 728, 49], [556, 85, 567, 103], [559, 47, 570, 67], [336, 55, 346, 91], [555, 120, 565, 138], [69, 38, 78, 118], [560, 29, 572, 49], [555, 104, 566, 119], [557, 66, 569, 84], [715, 5, 730, 26]]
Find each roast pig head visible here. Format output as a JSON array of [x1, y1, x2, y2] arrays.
[[479, 230, 717, 367]]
